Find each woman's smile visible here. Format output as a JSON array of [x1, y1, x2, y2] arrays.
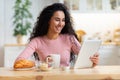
[[55, 25, 63, 32]]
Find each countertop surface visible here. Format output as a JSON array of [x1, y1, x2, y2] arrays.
[[0, 66, 120, 80]]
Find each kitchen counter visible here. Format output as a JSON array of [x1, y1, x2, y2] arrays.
[[102, 42, 120, 46], [0, 66, 120, 80]]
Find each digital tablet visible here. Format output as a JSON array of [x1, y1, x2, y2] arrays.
[[74, 40, 101, 69]]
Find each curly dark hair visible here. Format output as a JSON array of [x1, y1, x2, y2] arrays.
[[30, 3, 77, 40], [30, 3, 78, 62]]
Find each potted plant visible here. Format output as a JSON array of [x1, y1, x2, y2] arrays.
[[13, 0, 32, 44]]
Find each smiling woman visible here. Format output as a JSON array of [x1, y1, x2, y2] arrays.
[[13, 3, 99, 69]]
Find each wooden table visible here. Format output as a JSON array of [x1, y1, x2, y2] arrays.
[[0, 66, 120, 80]]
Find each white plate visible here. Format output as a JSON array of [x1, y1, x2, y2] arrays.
[[13, 67, 35, 71]]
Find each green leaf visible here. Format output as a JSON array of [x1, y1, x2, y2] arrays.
[[13, 0, 32, 36]]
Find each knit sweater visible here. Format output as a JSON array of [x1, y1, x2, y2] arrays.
[[16, 34, 81, 66]]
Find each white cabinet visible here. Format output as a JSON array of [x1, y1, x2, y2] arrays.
[[4, 44, 25, 67], [98, 45, 120, 65], [60, 0, 120, 13]]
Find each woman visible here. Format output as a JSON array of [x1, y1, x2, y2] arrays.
[[14, 3, 98, 68]]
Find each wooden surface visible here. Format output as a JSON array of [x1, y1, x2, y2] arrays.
[[0, 66, 120, 80]]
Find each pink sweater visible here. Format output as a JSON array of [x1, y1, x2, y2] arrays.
[[16, 34, 81, 66]]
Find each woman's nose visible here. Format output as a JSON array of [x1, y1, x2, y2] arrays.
[[58, 21, 63, 26]]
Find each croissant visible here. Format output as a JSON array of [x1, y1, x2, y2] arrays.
[[14, 59, 35, 69]]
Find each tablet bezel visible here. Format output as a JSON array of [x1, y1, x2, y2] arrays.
[[74, 40, 101, 69]]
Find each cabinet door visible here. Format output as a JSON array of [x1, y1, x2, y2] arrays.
[[86, 0, 102, 11], [63, 0, 103, 12], [110, 0, 120, 12], [4, 46, 25, 67], [64, 0, 80, 11], [62, 0, 120, 13], [98, 45, 119, 65]]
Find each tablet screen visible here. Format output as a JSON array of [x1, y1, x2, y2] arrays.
[[74, 40, 101, 69]]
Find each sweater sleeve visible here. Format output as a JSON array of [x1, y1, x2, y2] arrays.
[[15, 38, 38, 61], [69, 35, 81, 54]]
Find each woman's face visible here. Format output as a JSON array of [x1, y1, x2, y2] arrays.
[[48, 11, 65, 34]]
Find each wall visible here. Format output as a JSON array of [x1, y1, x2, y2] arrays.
[[72, 13, 120, 37]]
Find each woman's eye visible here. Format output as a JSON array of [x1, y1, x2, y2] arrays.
[[56, 19, 59, 21], [55, 18, 60, 21], [55, 18, 65, 22]]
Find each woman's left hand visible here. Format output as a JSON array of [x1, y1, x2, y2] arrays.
[[90, 52, 99, 67]]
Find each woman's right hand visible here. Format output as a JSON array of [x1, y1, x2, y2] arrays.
[[90, 53, 99, 67]]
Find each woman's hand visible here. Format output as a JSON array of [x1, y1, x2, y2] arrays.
[[90, 52, 99, 67]]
